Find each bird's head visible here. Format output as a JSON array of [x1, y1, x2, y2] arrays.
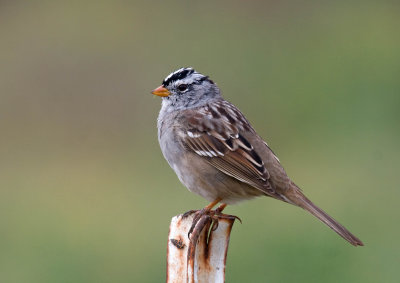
[[152, 67, 221, 110]]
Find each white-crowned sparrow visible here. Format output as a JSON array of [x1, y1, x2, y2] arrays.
[[152, 67, 363, 246]]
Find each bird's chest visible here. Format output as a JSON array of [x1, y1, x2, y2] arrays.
[[158, 121, 183, 164], [158, 124, 213, 189]]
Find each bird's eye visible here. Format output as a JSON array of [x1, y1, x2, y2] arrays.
[[177, 84, 188, 92]]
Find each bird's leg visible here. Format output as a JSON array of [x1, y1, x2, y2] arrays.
[[215, 203, 227, 213], [210, 203, 242, 231], [184, 199, 243, 241], [182, 198, 221, 219], [183, 198, 222, 239], [208, 203, 226, 232]]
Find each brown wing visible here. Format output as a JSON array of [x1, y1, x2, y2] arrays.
[[180, 100, 275, 195]]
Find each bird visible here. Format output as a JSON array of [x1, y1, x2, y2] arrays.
[[152, 67, 363, 246]]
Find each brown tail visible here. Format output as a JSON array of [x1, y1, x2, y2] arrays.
[[287, 186, 364, 246]]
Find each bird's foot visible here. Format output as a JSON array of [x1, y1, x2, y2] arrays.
[[183, 206, 241, 267], [182, 208, 241, 242]]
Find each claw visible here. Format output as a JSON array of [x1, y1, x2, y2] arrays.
[[187, 208, 210, 238], [187, 214, 212, 266], [214, 206, 242, 224], [211, 218, 219, 231], [217, 214, 242, 224], [186, 208, 241, 240], [189, 214, 211, 245], [182, 210, 197, 218]]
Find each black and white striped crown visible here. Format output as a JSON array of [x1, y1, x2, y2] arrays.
[[162, 67, 212, 86]]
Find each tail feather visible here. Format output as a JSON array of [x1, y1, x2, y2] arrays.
[[287, 187, 363, 246]]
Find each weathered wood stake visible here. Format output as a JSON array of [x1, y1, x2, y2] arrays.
[[167, 213, 235, 283]]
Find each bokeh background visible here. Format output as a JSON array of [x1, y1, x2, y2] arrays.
[[1, 0, 399, 282]]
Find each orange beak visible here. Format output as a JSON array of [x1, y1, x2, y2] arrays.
[[151, 85, 170, 97]]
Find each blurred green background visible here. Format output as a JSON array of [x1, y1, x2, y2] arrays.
[[0, 0, 399, 282]]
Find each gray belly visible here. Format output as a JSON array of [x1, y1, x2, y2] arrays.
[[160, 133, 263, 204]]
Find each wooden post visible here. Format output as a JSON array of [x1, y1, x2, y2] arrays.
[[167, 213, 235, 283]]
